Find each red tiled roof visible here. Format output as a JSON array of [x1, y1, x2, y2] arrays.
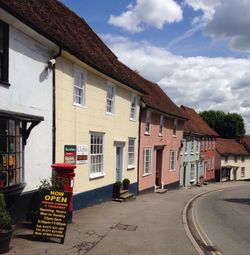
[[180, 106, 218, 136], [216, 138, 250, 156], [0, 0, 186, 119]]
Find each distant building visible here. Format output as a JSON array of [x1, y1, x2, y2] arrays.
[[216, 138, 250, 181], [180, 106, 218, 186]]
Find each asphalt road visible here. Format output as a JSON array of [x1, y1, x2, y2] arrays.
[[194, 185, 250, 255]]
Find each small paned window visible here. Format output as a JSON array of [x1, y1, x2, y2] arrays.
[[90, 133, 104, 178], [170, 150, 177, 171], [241, 167, 245, 177], [143, 148, 152, 175], [196, 138, 199, 152], [191, 138, 194, 153], [241, 156, 245, 162], [0, 119, 24, 188], [130, 94, 137, 121], [159, 115, 164, 136], [190, 163, 195, 181], [0, 20, 9, 84], [106, 83, 115, 114], [74, 65, 86, 106], [184, 139, 188, 154], [225, 156, 228, 163], [128, 138, 135, 168], [145, 110, 151, 134], [234, 156, 237, 163], [173, 119, 177, 136], [200, 138, 203, 151]]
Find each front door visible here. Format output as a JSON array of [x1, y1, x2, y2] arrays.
[[183, 165, 186, 187], [155, 149, 163, 187], [116, 147, 123, 182]]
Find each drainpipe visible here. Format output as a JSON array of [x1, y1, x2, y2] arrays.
[[51, 47, 62, 163]]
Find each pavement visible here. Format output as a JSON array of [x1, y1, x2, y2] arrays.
[[6, 181, 250, 255]]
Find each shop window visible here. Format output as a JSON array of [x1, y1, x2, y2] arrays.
[[0, 119, 24, 188], [0, 20, 9, 84]]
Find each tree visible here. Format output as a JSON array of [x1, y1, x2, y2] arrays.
[[199, 110, 246, 138]]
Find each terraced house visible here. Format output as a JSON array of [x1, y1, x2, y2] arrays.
[[216, 138, 250, 181], [180, 106, 218, 187], [138, 84, 186, 193], [0, 0, 56, 219]]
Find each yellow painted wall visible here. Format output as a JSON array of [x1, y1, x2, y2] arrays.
[[221, 156, 250, 180], [55, 57, 140, 194]]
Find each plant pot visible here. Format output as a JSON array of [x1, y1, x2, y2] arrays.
[[112, 184, 121, 198], [0, 227, 13, 254]]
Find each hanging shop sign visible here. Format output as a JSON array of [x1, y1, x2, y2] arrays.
[[33, 189, 71, 244], [76, 145, 88, 164], [64, 145, 76, 164]]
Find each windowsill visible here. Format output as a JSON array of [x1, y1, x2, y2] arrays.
[[159, 133, 163, 137], [73, 102, 87, 108], [143, 173, 152, 177], [190, 152, 194, 155], [106, 112, 115, 116], [184, 152, 188, 155], [127, 166, 135, 170], [144, 132, 150, 136], [172, 135, 177, 138], [169, 169, 176, 172], [196, 152, 199, 154], [89, 173, 105, 180], [130, 118, 136, 122], [0, 81, 11, 87]]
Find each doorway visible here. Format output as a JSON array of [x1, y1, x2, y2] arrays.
[[155, 149, 163, 187], [116, 146, 123, 182], [183, 165, 186, 187]]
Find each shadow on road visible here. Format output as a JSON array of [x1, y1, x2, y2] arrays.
[[223, 198, 250, 205]]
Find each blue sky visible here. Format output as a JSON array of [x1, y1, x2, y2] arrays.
[[61, 0, 250, 133]]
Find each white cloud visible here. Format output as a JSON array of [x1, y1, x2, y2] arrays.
[[108, 0, 183, 33], [102, 34, 250, 133], [186, 0, 250, 52]]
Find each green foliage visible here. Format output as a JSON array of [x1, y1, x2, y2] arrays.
[[113, 181, 122, 187], [122, 178, 130, 185], [0, 193, 11, 229], [39, 175, 66, 191], [200, 110, 246, 138]]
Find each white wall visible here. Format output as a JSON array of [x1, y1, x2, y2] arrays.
[[0, 25, 53, 191]]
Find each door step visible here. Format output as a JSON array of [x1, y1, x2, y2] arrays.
[[112, 190, 136, 202], [155, 188, 167, 194]]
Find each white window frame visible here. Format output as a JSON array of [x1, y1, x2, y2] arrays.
[[190, 163, 195, 181], [73, 65, 87, 107], [191, 138, 194, 154], [196, 138, 199, 153], [173, 119, 177, 136], [106, 82, 115, 114], [128, 138, 136, 169], [89, 132, 104, 178], [145, 110, 151, 135], [159, 115, 164, 136], [184, 139, 188, 154], [241, 167, 245, 177], [130, 94, 137, 121], [143, 148, 152, 176], [170, 150, 177, 171], [200, 138, 203, 151]]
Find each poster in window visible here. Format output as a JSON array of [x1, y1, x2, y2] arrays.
[[77, 145, 88, 164]]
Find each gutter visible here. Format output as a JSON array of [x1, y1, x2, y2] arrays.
[[51, 47, 62, 163]]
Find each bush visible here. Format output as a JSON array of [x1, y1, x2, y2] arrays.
[[122, 178, 130, 190], [0, 193, 11, 229]]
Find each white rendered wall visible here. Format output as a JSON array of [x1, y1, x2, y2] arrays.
[[0, 26, 53, 191]]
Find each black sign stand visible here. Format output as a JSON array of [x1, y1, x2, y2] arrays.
[[33, 189, 71, 244]]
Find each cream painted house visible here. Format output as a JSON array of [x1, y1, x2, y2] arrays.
[[216, 138, 250, 181], [55, 54, 142, 209]]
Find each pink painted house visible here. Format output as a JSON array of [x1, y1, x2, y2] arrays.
[[138, 81, 187, 193]]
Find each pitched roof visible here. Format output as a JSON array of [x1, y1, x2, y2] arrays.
[[216, 138, 250, 156], [180, 105, 218, 136], [0, 0, 186, 119]]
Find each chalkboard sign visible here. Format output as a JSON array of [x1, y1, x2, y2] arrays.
[[33, 189, 71, 244]]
